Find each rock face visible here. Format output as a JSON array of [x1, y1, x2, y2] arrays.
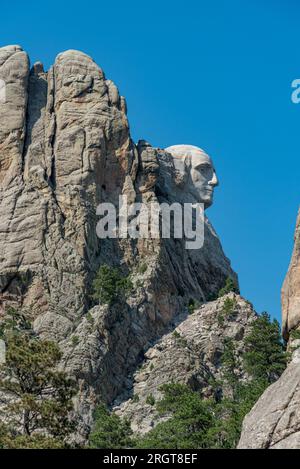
[[238, 347, 300, 449], [113, 293, 256, 434], [0, 46, 134, 319], [282, 209, 300, 340], [0, 45, 238, 439], [238, 210, 300, 449]]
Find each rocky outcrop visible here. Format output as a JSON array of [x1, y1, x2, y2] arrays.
[[238, 210, 300, 449], [0, 45, 238, 439], [282, 208, 300, 340], [113, 293, 256, 434], [0, 45, 29, 187], [238, 346, 300, 449], [0, 46, 134, 319]]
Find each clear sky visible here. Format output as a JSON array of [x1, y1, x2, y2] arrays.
[[1, 0, 299, 322]]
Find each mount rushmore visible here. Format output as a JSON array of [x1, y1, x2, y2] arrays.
[[0, 44, 299, 447]]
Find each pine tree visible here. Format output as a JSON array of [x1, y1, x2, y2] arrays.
[[0, 308, 77, 448], [92, 264, 133, 305], [243, 312, 287, 383], [89, 404, 134, 449], [218, 277, 239, 297], [136, 383, 215, 449]]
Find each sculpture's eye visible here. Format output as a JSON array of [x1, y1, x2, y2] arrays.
[[198, 164, 212, 175]]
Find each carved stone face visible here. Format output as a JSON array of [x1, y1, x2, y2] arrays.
[[165, 145, 219, 208]]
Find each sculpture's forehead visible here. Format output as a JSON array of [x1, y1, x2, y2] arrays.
[[190, 152, 212, 167], [165, 144, 213, 166]]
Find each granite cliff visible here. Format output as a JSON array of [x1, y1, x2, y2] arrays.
[[0, 45, 242, 440], [2, 45, 296, 449]]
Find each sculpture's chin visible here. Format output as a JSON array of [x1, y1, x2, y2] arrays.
[[203, 196, 213, 209], [195, 189, 214, 208]]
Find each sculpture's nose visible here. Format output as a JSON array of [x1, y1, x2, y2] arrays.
[[209, 171, 219, 187]]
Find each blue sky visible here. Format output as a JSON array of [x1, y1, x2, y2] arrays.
[[1, 0, 299, 322]]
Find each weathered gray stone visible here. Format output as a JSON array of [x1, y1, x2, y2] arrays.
[[238, 354, 300, 449], [0, 45, 238, 441], [113, 293, 256, 434], [0, 45, 29, 186], [282, 208, 300, 340]]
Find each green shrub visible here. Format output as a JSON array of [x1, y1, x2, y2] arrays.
[[188, 298, 201, 314], [206, 292, 218, 302], [0, 431, 69, 449], [172, 331, 188, 348], [222, 297, 237, 316], [289, 330, 300, 354], [222, 338, 238, 385], [92, 264, 133, 305], [217, 314, 225, 326], [218, 277, 239, 298], [71, 335, 80, 346], [138, 263, 148, 274], [89, 404, 134, 449], [146, 394, 156, 406], [86, 312, 94, 325], [290, 329, 300, 340]]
